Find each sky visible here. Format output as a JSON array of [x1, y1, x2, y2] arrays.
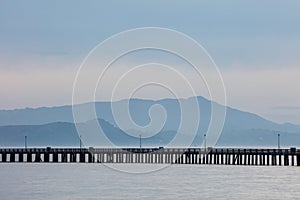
[[0, 0, 300, 124]]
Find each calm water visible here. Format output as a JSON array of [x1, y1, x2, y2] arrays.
[[0, 163, 299, 199]]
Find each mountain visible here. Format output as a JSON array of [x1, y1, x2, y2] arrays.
[[0, 119, 177, 147], [1, 118, 300, 147], [0, 96, 300, 147], [0, 122, 78, 147]]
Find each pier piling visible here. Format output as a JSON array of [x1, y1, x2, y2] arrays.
[[0, 147, 299, 166]]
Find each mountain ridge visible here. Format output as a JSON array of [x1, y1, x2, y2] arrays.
[[0, 96, 300, 147], [1, 96, 299, 127]]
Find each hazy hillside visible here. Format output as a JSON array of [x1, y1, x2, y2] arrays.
[[0, 119, 300, 147], [0, 96, 300, 147], [0, 119, 177, 147], [0, 122, 78, 147]]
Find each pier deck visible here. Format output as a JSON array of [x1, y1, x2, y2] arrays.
[[0, 147, 299, 166]]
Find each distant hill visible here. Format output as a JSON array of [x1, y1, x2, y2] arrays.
[[1, 119, 300, 147], [0, 119, 177, 147], [0, 122, 78, 147], [0, 96, 300, 147]]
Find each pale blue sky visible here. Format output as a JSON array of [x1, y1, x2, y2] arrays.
[[1, 0, 300, 68], [0, 1, 299, 124]]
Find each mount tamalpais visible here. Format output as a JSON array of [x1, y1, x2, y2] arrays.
[[0, 96, 299, 147]]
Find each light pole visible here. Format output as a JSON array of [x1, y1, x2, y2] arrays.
[[278, 133, 280, 149], [204, 134, 207, 151], [79, 135, 82, 149], [139, 134, 142, 148], [25, 136, 27, 149]]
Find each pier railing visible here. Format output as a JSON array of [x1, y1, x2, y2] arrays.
[[0, 147, 299, 166]]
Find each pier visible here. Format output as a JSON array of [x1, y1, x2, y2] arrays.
[[0, 147, 299, 166]]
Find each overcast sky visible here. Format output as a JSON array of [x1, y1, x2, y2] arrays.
[[0, 0, 300, 124]]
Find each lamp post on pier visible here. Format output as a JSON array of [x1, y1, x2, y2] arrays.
[[204, 134, 207, 152], [25, 136, 27, 149], [139, 134, 142, 148], [79, 135, 82, 150], [278, 133, 280, 149]]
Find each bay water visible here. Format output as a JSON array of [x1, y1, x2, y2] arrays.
[[0, 163, 299, 199]]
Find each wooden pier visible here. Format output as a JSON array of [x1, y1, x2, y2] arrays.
[[0, 147, 299, 166]]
